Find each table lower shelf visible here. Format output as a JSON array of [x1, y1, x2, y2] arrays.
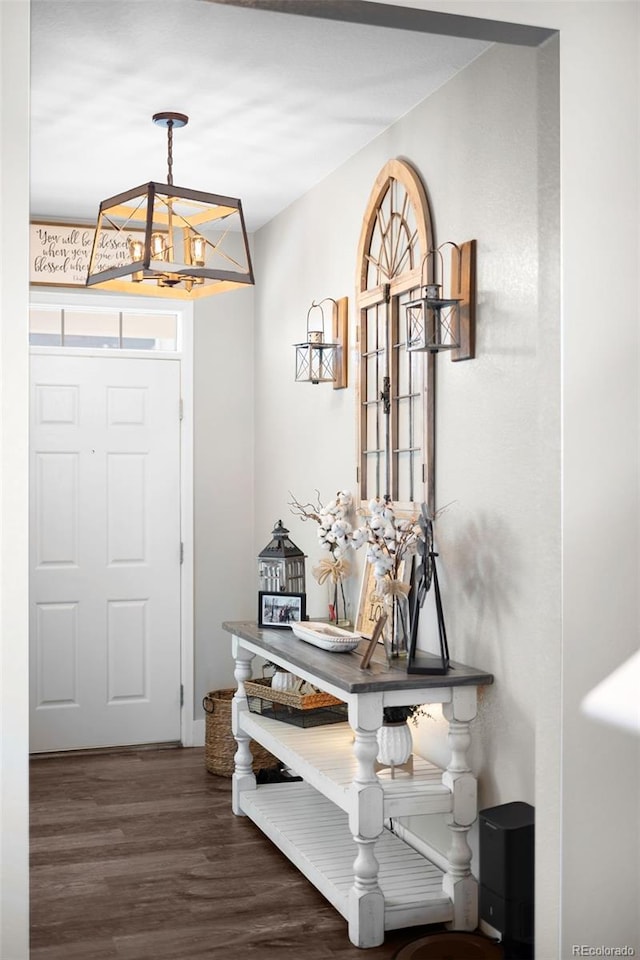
[[240, 712, 452, 819], [239, 780, 454, 932]]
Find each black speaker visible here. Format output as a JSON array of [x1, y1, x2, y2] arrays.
[[479, 801, 534, 957]]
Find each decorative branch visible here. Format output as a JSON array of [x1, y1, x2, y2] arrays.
[[287, 490, 324, 525]]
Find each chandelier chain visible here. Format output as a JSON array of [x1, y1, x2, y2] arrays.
[[167, 120, 174, 186]]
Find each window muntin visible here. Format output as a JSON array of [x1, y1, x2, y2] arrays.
[[359, 290, 427, 507], [29, 305, 178, 351]]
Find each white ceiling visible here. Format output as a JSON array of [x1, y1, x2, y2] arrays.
[[30, 0, 491, 232]]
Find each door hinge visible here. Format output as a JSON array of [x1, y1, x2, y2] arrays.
[[179, 398, 184, 421], [180, 684, 184, 708], [180, 541, 184, 565]]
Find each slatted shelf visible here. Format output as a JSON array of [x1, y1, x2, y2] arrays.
[[240, 712, 452, 819], [391, 813, 452, 873], [240, 780, 453, 932]]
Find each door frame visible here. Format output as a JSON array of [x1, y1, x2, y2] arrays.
[[28, 290, 195, 748]]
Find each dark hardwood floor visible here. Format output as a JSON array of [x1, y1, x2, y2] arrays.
[[30, 747, 442, 960]]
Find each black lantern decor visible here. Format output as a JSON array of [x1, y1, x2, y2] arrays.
[[406, 286, 461, 353], [294, 297, 348, 388], [405, 240, 476, 360], [258, 520, 306, 595]]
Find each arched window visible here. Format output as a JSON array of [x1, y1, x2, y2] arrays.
[[356, 159, 435, 514]]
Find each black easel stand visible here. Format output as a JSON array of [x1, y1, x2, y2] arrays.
[[407, 550, 450, 675]]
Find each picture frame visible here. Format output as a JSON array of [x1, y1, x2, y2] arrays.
[[258, 591, 306, 629], [354, 558, 413, 639]]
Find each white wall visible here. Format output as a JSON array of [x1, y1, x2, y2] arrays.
[[254, 37, 551, 798], [252, 17, 554, 906], [555, 6, 639, 953], [369, 6, 639, 957], [193, 280, 255, 710], [363, 3, 640, 957], [0, 3, 30, 958]]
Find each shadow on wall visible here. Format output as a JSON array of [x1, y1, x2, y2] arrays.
[[435, 511, 534, 802], [438, 510, 523, 670]]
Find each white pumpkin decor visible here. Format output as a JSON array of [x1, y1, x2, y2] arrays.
[[376, 720, 413, 767]]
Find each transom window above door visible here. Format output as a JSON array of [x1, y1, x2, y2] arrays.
[[29, 304, 178, 351]]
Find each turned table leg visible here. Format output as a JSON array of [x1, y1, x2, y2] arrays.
[[231, 637, 256, 816], [442, 686, 478, 931], [348, 696, 385, 948]]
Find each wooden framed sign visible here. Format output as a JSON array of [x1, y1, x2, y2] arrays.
[[355, 558, 412, 639], [29, 221, 143, 288]]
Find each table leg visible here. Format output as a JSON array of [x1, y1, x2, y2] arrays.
[[443, 685, 478, 931], [231, 637, 256, 816], [348, 696, 385, 948]]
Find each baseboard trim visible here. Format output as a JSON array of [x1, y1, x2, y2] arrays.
[[192, 717, 205, 747], [29, 720, 206, 758], [30, 741, 182, 759]]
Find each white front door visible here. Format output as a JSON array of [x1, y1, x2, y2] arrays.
[[29, 354, 182, 752]]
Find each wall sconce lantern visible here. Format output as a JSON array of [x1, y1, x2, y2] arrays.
[[86, 112, 254, 300], [406, 240, 476, 361], [294, 296, 348, 388], [258, 520, 307, 595]]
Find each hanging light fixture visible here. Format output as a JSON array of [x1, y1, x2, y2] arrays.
[[86, 112, 254, 299], [405, 240, 476, 360], [294, 296, 348, 388]]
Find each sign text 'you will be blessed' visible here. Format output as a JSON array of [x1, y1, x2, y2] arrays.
[[30, 222, 141, 287]]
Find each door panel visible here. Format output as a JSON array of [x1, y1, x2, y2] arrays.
[[30, 354, 181, 751]]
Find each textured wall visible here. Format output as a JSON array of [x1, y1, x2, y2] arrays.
[[253, 40, 550, 818], [1, 3, 30, 956], [193, 273, 255, 704]]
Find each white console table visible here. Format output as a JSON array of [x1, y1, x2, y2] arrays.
[[223, 620, 493, 949]]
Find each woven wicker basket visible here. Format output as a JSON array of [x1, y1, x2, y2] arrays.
[[203, 688, 279, 778], [244, 676, 343, 710]]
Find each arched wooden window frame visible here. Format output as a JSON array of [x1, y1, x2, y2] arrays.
[[355, 158, 435, 516]]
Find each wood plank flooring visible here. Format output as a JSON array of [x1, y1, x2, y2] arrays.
[[30, 747, 444, 960]]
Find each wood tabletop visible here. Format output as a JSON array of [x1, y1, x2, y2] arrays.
[[222, 621, 494, 695]]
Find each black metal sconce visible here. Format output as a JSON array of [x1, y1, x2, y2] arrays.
[[405, 240, 476, 361], [294, 296, 348, 388]]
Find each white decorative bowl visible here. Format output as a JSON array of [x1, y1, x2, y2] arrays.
[[291, 621, 362, 653]]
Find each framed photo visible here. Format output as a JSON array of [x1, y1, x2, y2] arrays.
[[354, 558, 413, 639], [258, 591, 306, 629]]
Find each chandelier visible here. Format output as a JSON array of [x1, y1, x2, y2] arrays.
[[86, 112, 254, 299]]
